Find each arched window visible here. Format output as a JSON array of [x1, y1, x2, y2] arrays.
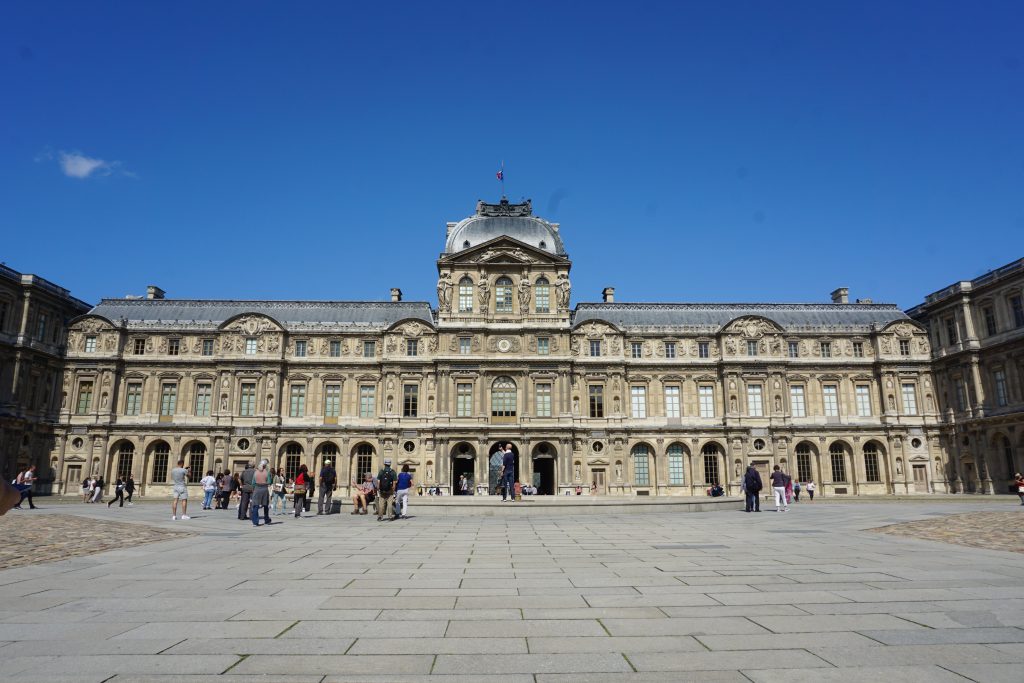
[[495, 277, 513, 313], [535, 277, 550, 313], [458, 276, 474, 313], [667, 443, 685, 485], [491, 376, 517, 418], [632, 444, 650, 486], [186, 442, 206, 483], [829, 443, 848, 482], [285, 443, 303, 481], [702, 443, 720, 485], [116, 442, 134, 481], [863, 443, 881, 482], [795, 443, 813, 483], [151, 442, 170, 482], [319, 443, 339, 466]]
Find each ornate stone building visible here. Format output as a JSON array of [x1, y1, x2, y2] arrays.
[[53, 198, 948, 497], [908, 258, 1024, 494], [0, 264, 90, 483]]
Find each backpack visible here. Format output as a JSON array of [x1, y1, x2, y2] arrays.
[[377, 468, 396, 493]]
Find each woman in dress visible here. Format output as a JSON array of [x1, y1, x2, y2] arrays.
[[293, 464, 310, 518]]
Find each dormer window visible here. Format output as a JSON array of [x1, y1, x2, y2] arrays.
[[463, 240, 471, 249], [539, 240, 547, 249]]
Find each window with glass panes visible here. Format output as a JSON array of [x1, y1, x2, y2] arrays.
[[294, 340, 307, 357], [632, 444, 650, 485], [534, 278, 550, 313], [703, 446, 720, 485], [822, 385, 839, 417], [288, 384, 306, 417], [116, 444, 134, 481], [85, 336, 97, 353], [588, 385, 604, 418], [984, 307, 997, 335], [152, 443, 170, 482], [168, 339, 180, 356], [359, 385, 376, 417], [747, 340, 758, 356], [324, 384, 341, 417], [788, 341, 799, 358], [746, 385, 763, 416], [495, 277, 513, 312], [459, 337, 471, 354], [589, 339, 601, 357], [456, 383, 473, 417], [490, 377, 516, 417], [820, 341, 831, 358], [284, 444, 302, 480], [863, 443, 881, 482], [667, 443, 685, 484], [901, 383, 917, 415], [995, 370, 1008, 407], [458, 277, 474, 312], [355, 443, 374, 481], [853, 341, 863, 358], [789, 385, 806, 417], [239, 383, 256, 416], [537, 337, 549, 355], [698, 342, 710, 358], [955, 378, 967, 411], [946, 317, 958, 344], [329, 340, 341, 357], [535, 382, 552, 417], [796, 444, 813, 482], [36, 313, 47, 340], [195, 383, 211, 416], [160, 383, 177, 416], [855, 385, 872, 416], [406, 339, 418, 356], [1011, 295, 1024, 328], [665, 386, 680, 418], [187, 444, 205, 482], [631, 342, 643, 358], [829, 444, 848, 482], [134, 338, 146, 355], [125, 382, 142, 415], [202, 339, 214, 356], [631, 386, 647, 418], [363, 341, 375, 357], [76, 381, 93, 414], [899, 339, 910, 356], [403, 384, 419, 417], [698, 385, 715, 417], [245, 338, 257, 354]]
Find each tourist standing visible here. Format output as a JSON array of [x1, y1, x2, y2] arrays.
[[769, 465, 789, 512], [793, 480, 802, 502], [170, 460, 190, 520], [317, 458, 337, 515], [200, 470, 217, 510], [250, 460, 273, 526], [806, 480, 815, 501], [375, 459, 397, 521], [107, 478, 126, 508], [395, 464, 413, 519], [82, 477, 92, 502], [238, 462, 255, 520], [743, 465, 762, 512], [501, 444, 515, 502], [271, 469, 287, 513], [458, 474, 467, 495], [91, 475, 105, 503], [293, 464, 310, 518], [124, 475, 135, 505]]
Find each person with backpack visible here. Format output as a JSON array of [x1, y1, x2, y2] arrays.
[[14, 466, 38, 510], [237, 462, 255, 520], [107, 478, 126, 508], [743, 464, 762, 512], [395, 464, 414, 520], [249, 459, 274, 527], [375, 459, 397, 521], [769, 465, 790, 512], [317, 458, 337, 515], [292, 464, 310, 518]]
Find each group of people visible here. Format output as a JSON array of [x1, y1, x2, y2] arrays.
[[741, 465, 816, 512], [11, 465, 39, 509], [80, 474, 137, 506], [350, 458, 414, 521]]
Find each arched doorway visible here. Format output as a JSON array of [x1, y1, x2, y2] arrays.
[[531, 442, 557, 495], [451, 442, 476, 494], [488, 442, 518, 494]]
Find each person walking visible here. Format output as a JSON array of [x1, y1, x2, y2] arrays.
[[769, 465, 790, 512], [82, 477, 93, 503], [317, 459, 337, 515], [806, 480, 816, 501], [91, 475, 105, 504], [793, 480, 802, 502], [271, 469, 287, 514], [395, 464, 414, 520], [500, 443, 516, 502], [14, 466, 38, 510], [249, 460, 273, 527], [200, 470, 217, 510], [170, 460, 190, 520], [124, 475, 135, 505], [743, 465, 762, 512], [292, 464, 310, 518], [237, 462, 255, 520], [107, 478, 126, 508], [1014, 473, 1024, 505], [375, 459, 397, 521]]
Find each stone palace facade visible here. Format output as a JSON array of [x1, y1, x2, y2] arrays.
[[40, 199, 1020, 498]]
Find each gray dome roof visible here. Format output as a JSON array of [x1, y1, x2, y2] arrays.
[[445, 199, 565, 255]]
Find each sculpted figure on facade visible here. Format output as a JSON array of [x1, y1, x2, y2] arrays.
[[555, 274, 571, 309], [436, 272, 453, 312], [517, 277, 531, 310], [477, 278, 490, 308]]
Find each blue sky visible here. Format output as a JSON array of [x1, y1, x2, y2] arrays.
[[2, 1, 1022, 309]]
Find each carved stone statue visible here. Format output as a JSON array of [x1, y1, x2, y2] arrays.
[[477, 278, 490, 308], [517, 278, 532, 309], [555, 274, 571, 309], [615, 462, 622, 481], [436, 273, 453, 312], [220, 394, 228, 410], [774, 395, 782, 412], [428, 396, 435, 412], [573, 396, 580, 413], [387, 395, 394, 413], [267, 395, 274, 412], [730, 395, 737, 412], [574, 463, 581, 481]]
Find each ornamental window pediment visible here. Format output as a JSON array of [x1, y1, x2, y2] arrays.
[[220, 314, 283, 335], [723, 316, 784, 338]]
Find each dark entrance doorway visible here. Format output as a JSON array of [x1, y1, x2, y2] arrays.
[[532, 457, 555, 495], [488, 442, 519, 495]]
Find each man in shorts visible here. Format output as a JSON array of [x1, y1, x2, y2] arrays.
[[171, 460, 191, 521]]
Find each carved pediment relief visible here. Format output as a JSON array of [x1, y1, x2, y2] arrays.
[[724, 316, 783, 338], [221, 314, 283, 335]]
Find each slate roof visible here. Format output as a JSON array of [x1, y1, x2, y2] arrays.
[[445, 215, 566, 256], [85, 299, 435, 330], [572, 303, 911, 332]]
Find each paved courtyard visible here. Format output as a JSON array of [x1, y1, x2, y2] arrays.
[[1, 500, 1022, 682]]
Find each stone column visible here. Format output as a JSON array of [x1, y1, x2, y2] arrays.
[[54, 434, 68, 495]]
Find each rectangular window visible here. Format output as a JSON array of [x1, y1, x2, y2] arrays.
[[954, 378, 967, 411], [820, 341, 831, 358], [589, 339, 601, 357], [160, 383, 177, 417], [864, 451, 880, 482], [747, 340, 758, 356], [76, 381, 93, 414], [899, 339, 910, 356], [134, 339, 146, 355], [363, 341, 376, 358], [631, 342, 643, 358], [831, 451, 848, 482], [406, 339, 418, 357], [535, 382, 552, 417], [202, 339, 214, 356], [168, 339, 180, 356], [634, 447, 650, 486], [984, 306, 997, 336], [289, 384, 306, 417], [245, 338, 257, 355], [295, 340, 307, 357], [36, 313, 47, 340], [667, 445, 685, 485], [822, 384, 839, 417], [85, 336, 97, 353], [703, 454, 720, 485], [698, 342, 710, 358], [458, 280, 474, 312], [125, 382, 142, 416], [699, 385, 715, 418], [459, 337, 471, 355], [194, 383, 211, 417], [788, 341, 799, 358], [995, 370, 1008, 407], [630, 386, 647, 418], [856, 385, 872, 416], [1012, 295, 1024, 328], [329, 340, 341, 357], [359, 385, 376, 417], [852, 341, 864, 358], [664, 386, 680, 418], [188, 451, 204, 482], [152, 447, 169, 483], [746, 384, 763, 416], [537, 337, 549, 355], [790, 385, 806, 418], [496, 282, 513, 312], [535, 284, 550, 313], [796, 449, 813, 483], [901, 383, 918, 415], [324, 383, 341, 417], [240, 382, 256, 416], [664, 342, 676, 359], [456, 382, 473, 417], [588, 385, 604, 418], [945, 317, 958, 345], [403, 384, 419, 417]]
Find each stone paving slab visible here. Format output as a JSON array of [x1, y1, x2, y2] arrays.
[[871, 511, 1024, 554], [742, 665, 971, 682]]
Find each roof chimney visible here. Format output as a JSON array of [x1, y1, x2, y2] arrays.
[[830, 287, 848, 304], [146, 285, 165, 300], [602, 287, 615, 303], [390, 288, 402, 302]]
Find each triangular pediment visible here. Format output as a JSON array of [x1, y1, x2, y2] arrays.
[[439, 235, 568, 267]]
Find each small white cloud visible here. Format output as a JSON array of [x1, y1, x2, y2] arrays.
[[35, 147, 133, 179]]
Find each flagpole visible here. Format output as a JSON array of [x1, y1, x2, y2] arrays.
[[501, 160, 505, 199]]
